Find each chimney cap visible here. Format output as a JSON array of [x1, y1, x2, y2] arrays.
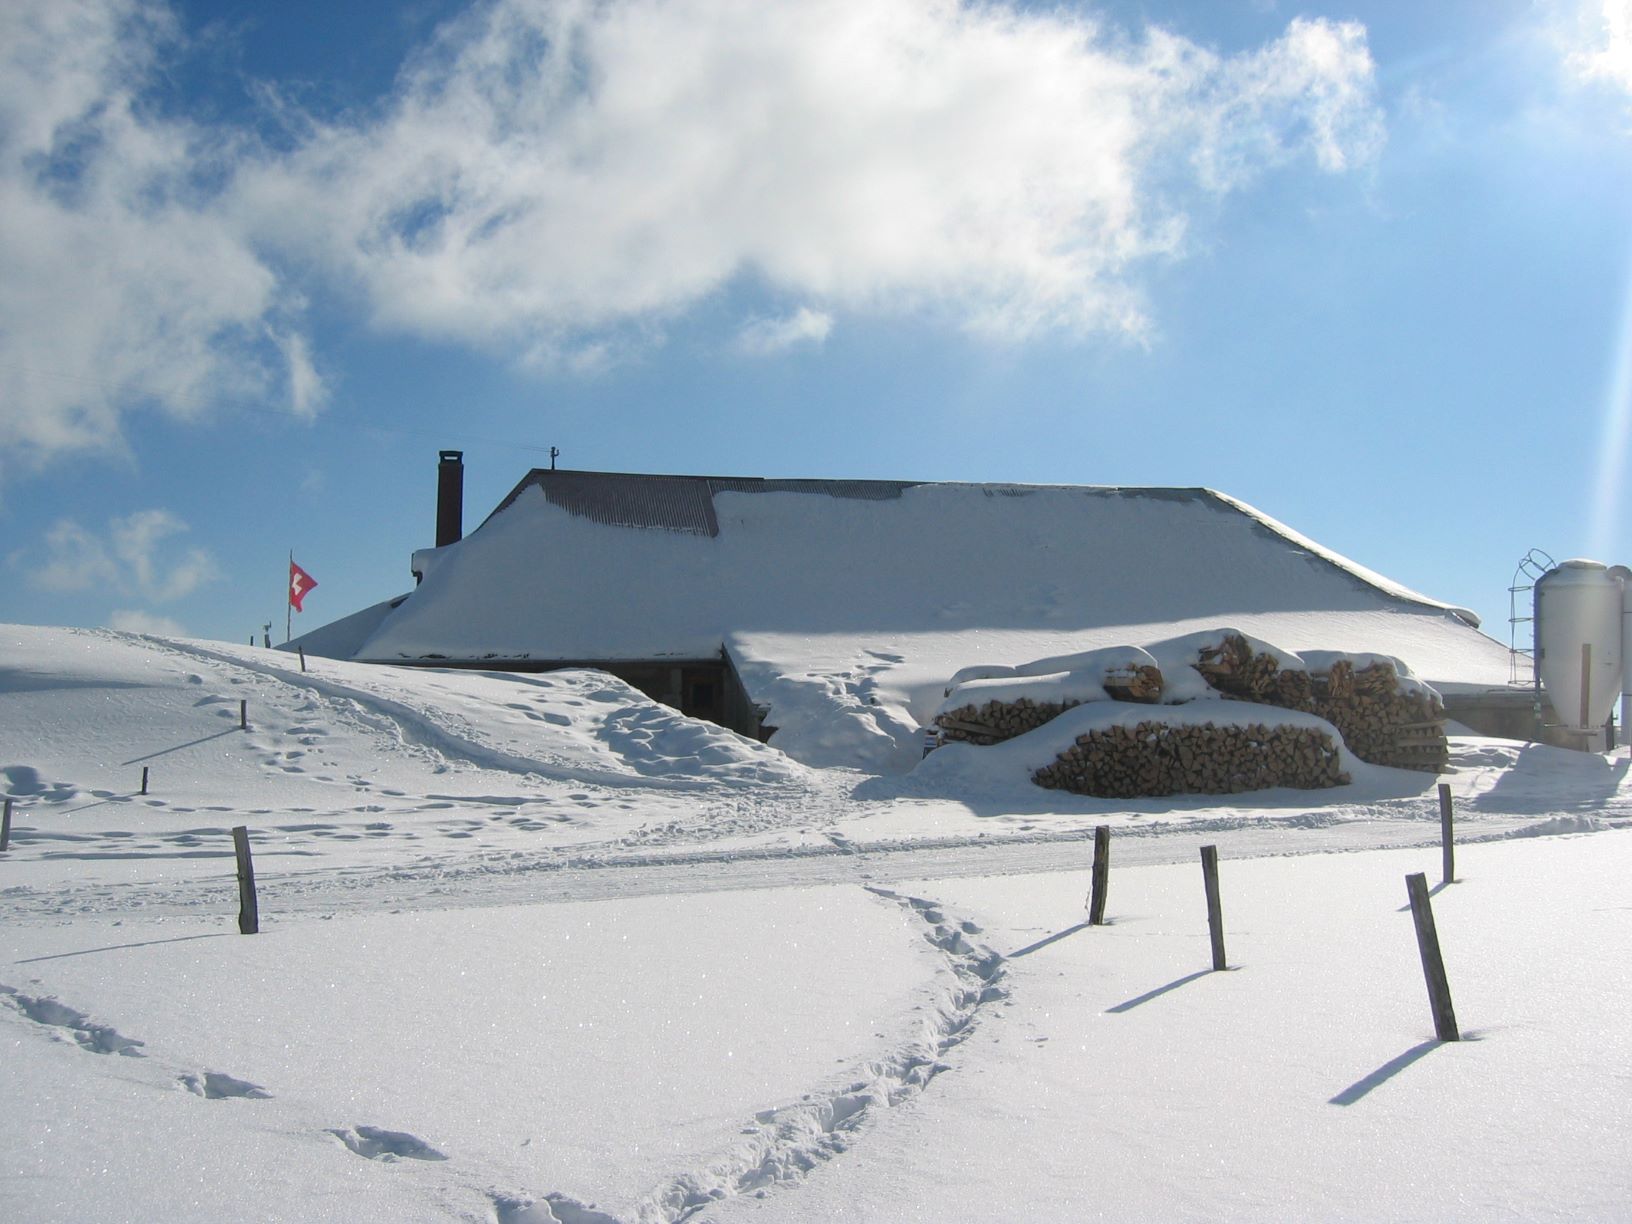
[[439, 449, 463, 463]]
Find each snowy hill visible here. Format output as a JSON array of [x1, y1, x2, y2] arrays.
[[3, 623, 1629, 1222]]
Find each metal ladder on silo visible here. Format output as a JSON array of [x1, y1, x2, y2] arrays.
[[1507, 549, 1555, 687]]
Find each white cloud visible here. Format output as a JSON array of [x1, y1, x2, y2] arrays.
[[0, 0, 1383, 465], [273, 328, 328, 420], [32, 519, 120, 593], [239, 0, 1383, 351], [0, 0, 318, 473], [107, 608, 189, 636], [1568, 1, 1632, 94], [1181, 18, 1385, 191], [735, 307, 834, 355], [31, 508, 217, 602]]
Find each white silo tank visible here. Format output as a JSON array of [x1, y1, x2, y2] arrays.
[[1616, 566, 1632, 740], [1534, 560, 1625, 748]]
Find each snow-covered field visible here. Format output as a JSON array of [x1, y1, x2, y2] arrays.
[[4, 624, 1629, 1221]]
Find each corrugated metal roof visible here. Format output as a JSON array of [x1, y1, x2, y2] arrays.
[[480, 470, 1224, 542], [539, 471, 720, 536], [488, 470, 923, 537], [709, 477, 918, 501]]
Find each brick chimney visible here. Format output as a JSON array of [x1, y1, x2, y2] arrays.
[[436, 450, 464, 547]]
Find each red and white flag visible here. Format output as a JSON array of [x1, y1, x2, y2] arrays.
[[289, 559, 318, 613]]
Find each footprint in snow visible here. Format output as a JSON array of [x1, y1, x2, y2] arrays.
[[0, 985, 145, 1056], [326, 1125, 447, 1162], [491, 1193, 620, 1224], [179, 1071, 271, 1099], [1, 765, 76, 802]]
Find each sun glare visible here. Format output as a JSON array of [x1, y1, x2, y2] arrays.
[[1589, 241, 1632, 562], [1570, 1, 1632, 90]]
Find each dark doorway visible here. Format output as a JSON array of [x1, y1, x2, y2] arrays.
[[680, 668, 722, 723]]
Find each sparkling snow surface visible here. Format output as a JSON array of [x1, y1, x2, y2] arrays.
[[4, 624, 1629, 1222]]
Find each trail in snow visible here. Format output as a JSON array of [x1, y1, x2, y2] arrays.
[[5, 625, 1631, 1223], [0, 984, 147, 1056], [135, 633, 807, 793], [2, 807, 1604, 923], [490, 887, 1009, 1224]]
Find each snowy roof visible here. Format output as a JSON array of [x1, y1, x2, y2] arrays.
[[487, 469, 922, 537], [324, 469, 1514, 770]]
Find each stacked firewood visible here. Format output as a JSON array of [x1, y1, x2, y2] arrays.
[[1307, 660, 1447, 772], [1194, 633, 1314, 710], [936, 665, 1161, 745], [937, 696, 1084, 746], [1194, 634, 1277, 696], [1032, 720, 1349, 799], [1104, 664, 1164, 703], [1192, 635, 1447, 773]]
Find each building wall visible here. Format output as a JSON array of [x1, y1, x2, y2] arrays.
[[1440, 688, 1617, 749]]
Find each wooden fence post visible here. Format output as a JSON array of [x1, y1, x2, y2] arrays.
[[1, 798, 11, 852], [140, 766, 149, 795], [232, 826, 260, 935], [1201, 844, 1226, 971], [1405, 872, 1458, 1041], [298, 645, 306, 673], [1088, 826, 1110, 925], [1438, 783, 1454, 885], [239, 699, 247, 730]]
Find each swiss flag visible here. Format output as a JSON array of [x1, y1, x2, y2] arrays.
[[289, 559, 318, 613]]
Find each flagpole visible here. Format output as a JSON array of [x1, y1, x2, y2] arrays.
[[286, 549, 292, 645]]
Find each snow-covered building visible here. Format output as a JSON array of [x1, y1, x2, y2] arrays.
[[294, 457, 1515, 771]]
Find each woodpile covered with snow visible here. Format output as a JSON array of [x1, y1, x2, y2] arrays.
[[1177, 634, 1449, 773], [1033, 719, 1348, 799], [1191, 632, 1314, 707], [937, 668, 1162, 745], [934, 648, 1163, 746], [932, 629, 1447, 797], [938, 695, 1087, 746], [1305, 656, 1448, 772]]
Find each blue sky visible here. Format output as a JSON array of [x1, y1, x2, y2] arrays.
[[2, 0, 1631, 649]]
